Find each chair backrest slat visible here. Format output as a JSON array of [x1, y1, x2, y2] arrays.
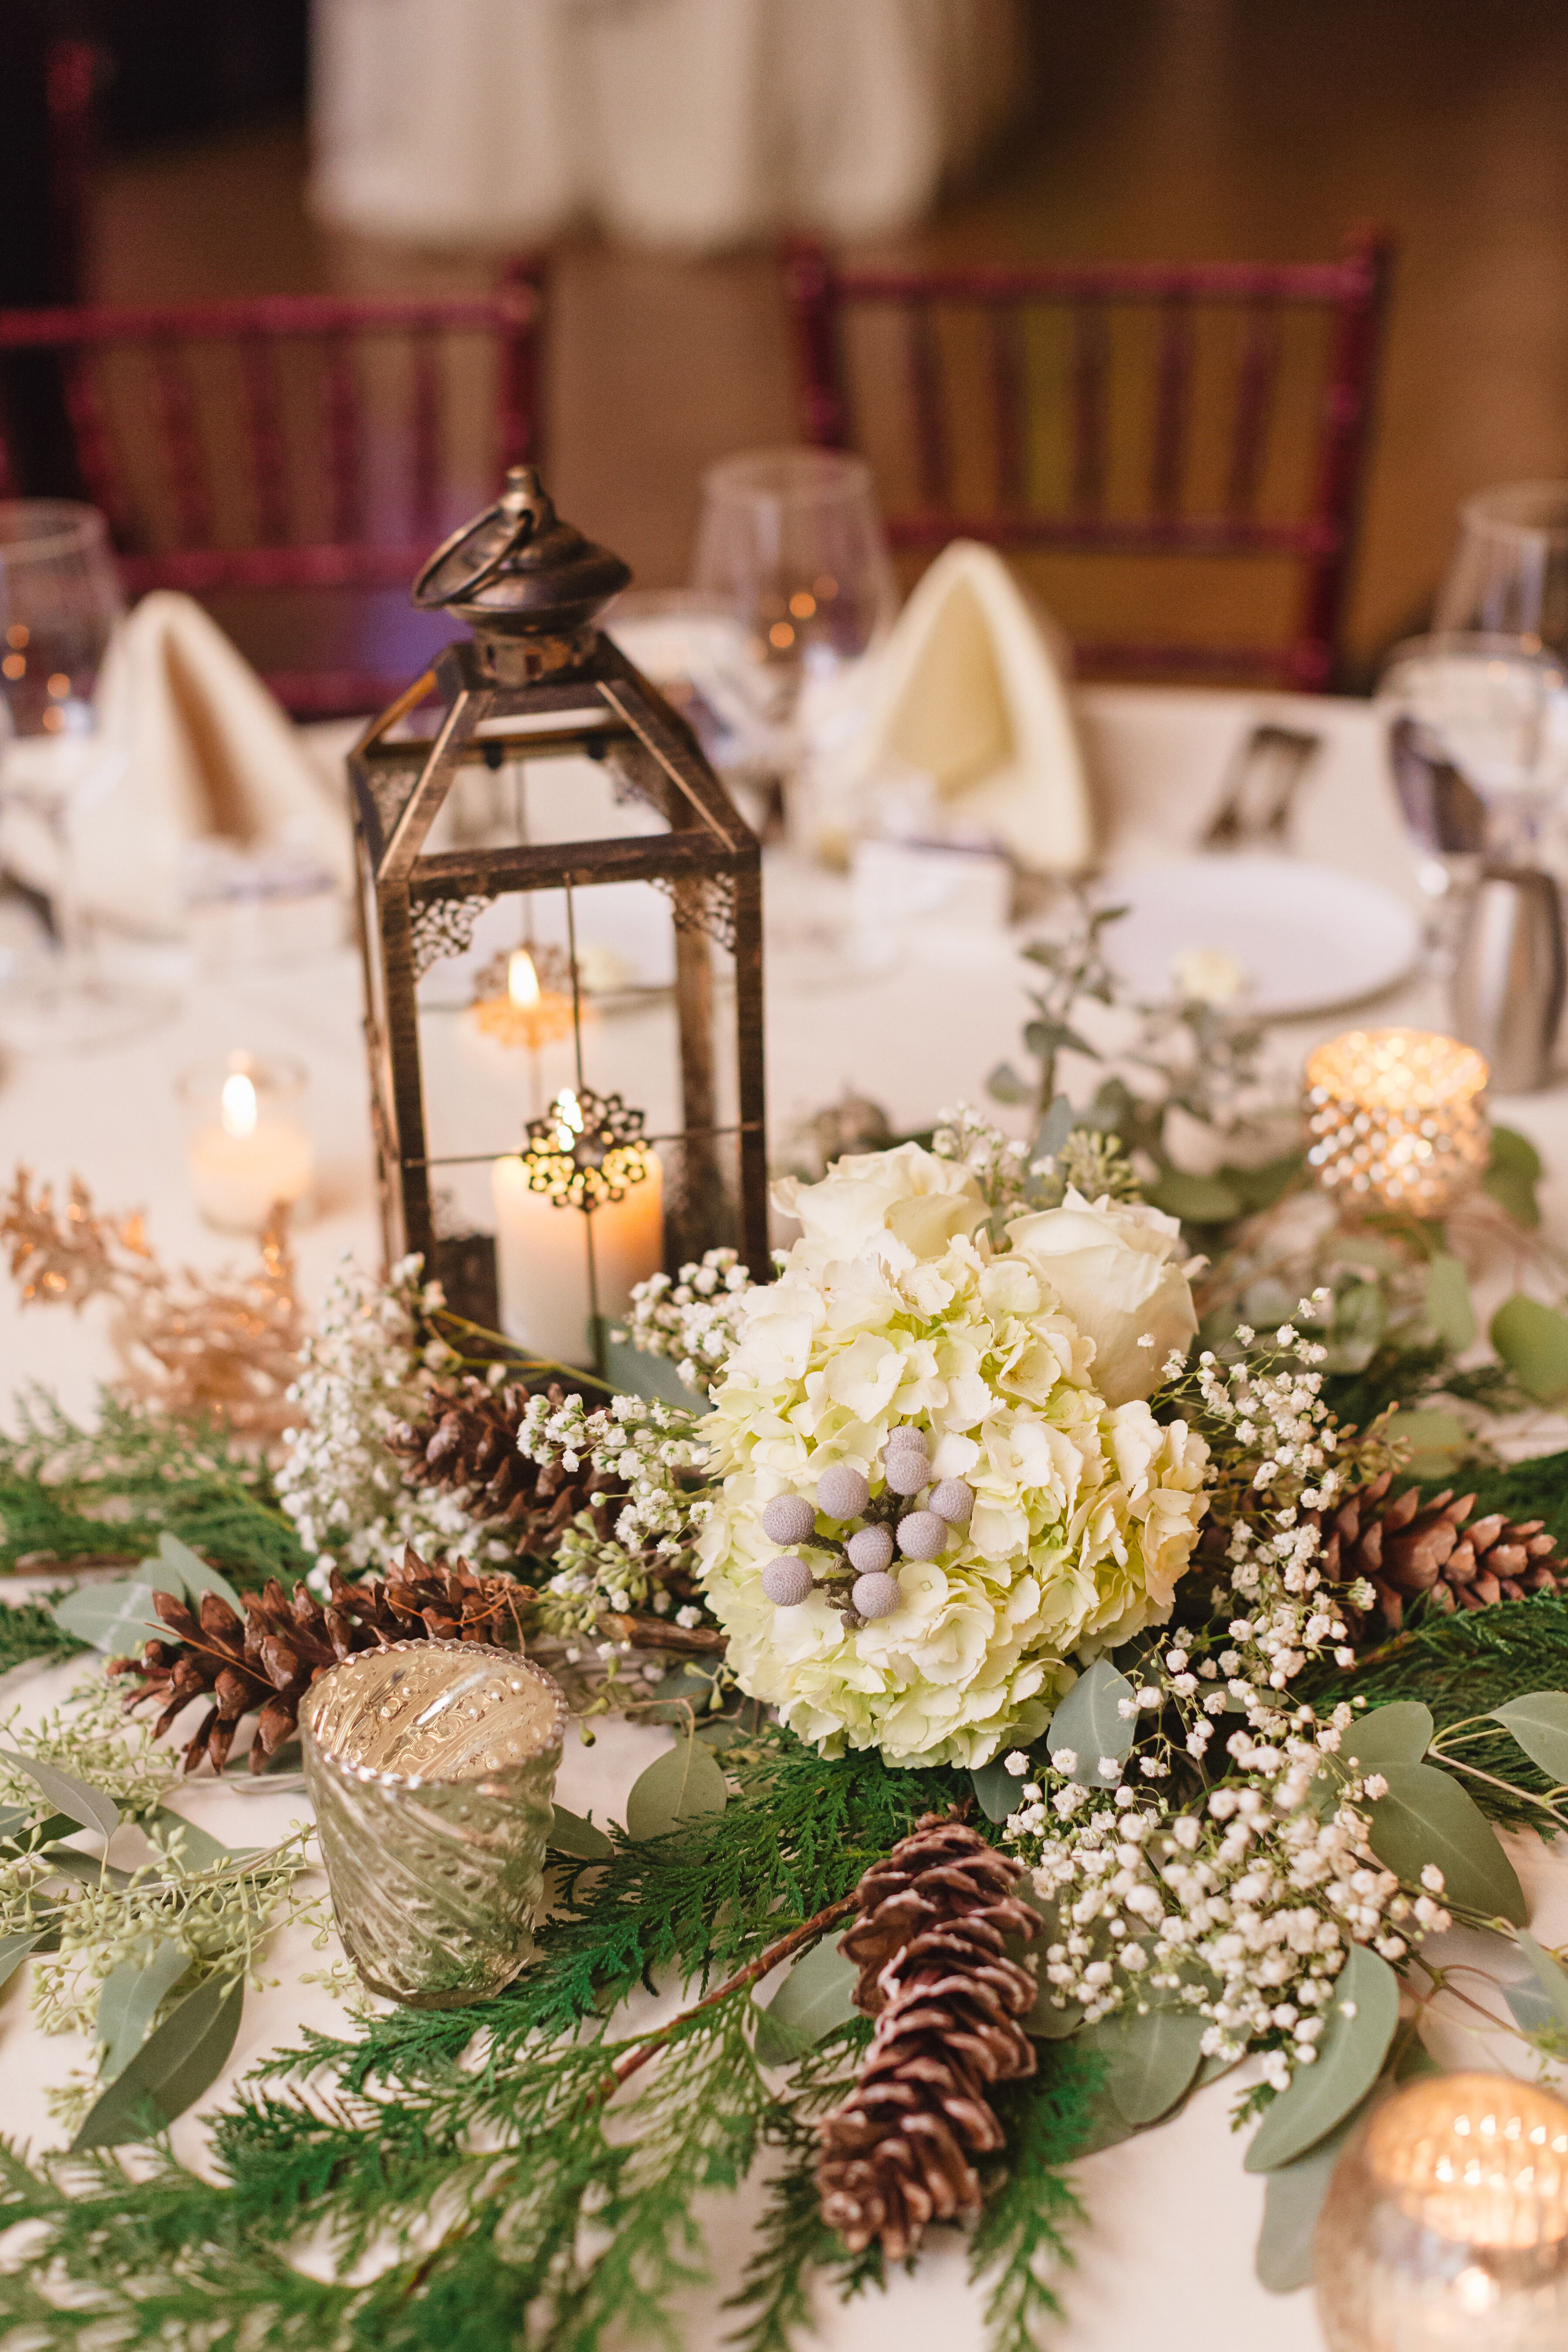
[[990, 306, 1026, 511], [409, 326, 442, 539], [907, 301, 949, 510], [1069, 300, 1108, 517], [151, 340, 215, 548], [1149, 292, 1192, 516], [1223, 298, 1280, 518], [0, 267, 548, 716], [61, 349, 131, 540], [323, 332, 363, 545], [784, 234, 1392, 689], [238, 334, 291, 544]]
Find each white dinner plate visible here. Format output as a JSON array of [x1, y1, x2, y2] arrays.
[[1098, 853, 1422, 1020]]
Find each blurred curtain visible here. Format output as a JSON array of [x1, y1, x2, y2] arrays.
[[309, 0, 1029, 249]]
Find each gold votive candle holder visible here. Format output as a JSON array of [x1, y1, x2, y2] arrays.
[[1315, 2072, 1568, 2349], [300, 1641, 566, 2008], [1304, 1026, 1490, 1216]]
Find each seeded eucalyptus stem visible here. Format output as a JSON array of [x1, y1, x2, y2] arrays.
[[607, 1889, 861, 2093]]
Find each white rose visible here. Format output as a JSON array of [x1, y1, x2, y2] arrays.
[[772, 1141, 986, 1274], [1005, 1188, 1198, 1405]]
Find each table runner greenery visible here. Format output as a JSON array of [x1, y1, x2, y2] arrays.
[[9, 912, 1568, 2345]]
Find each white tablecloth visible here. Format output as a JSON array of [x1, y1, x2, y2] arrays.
[[310, 0, 1029, 249], [4, 683, 1568, 2350]]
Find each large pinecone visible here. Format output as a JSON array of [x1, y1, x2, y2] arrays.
[[817, 1812, 1041, 2260], [109, 1547, 524, 1774], [387, 1378, 622, 1557], [1315, 1470, 1567, 1641]]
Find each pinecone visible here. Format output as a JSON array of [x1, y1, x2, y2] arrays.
[[387, 1378, 623, 1557], [1314, 1470, 1568, 1641], [109, 1547, 525, 1774], [816, 1812, 1041, 2260]]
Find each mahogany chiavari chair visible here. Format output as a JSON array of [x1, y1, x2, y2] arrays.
[[783, 232, 1392, 690], [0, 260, 547, 717]]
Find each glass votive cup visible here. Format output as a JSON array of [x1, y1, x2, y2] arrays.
[[1304, 1026, 1489, 1217], [1315, 2072, 1568, 2350], [176, 1049, 314, 1233], [299, 1640, 566, 2008]]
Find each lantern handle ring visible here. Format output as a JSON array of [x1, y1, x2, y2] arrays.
[[412, 465, 550, 609]]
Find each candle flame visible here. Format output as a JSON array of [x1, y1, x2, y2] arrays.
[[220, 1071, 258, 1140], [508, 949, 541, 1009]]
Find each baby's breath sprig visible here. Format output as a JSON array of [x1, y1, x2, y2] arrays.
[[1004, 1303, 1452, 2096], [618, 1248, 761, 1395]]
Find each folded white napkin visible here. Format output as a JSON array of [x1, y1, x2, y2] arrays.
[[832, 540, 1093, 874], [0, 593, 352, 934]]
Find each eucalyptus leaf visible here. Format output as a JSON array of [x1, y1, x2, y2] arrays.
[[1145, 1169, 1244, 1224], [155, 1534, 243, 1613], [1392, 1411, 1474, 1478], [1491, 1293, 1568, 1406], [1424, 1253, 1477, 1352], [1047, 1658, 1136, 1788], [1514, 1932, 1568, 2038], [150, 1810, 241, 1870], [0, 1928, 44, 1991], [1034, 1095, 1076, 1160], [753, 1931, 858, 2068], [0, 1749, 119, 1842], [53, 1578, 174, 1656], [1490, 1692, 1568, 1788], [1074, 2085, 1135, 2158], [1484, 1125, 1543, 1230], [1256, 2103, 1369, 2292], [97, 1940, 193, 2082], [548, 1804, 614, 1862], [1023, 1985, 1084, 2041], [987, 1061, 1031, 1107], [1245, 1943, 1400, 2173], [0, 1804, 37, 1843], [1368, 1762, 1527, 1926], [43, 1848, 133, 1889], [72, 1975, 243, 2150], [624, 1736, 728, 1843], [1086, 2005, 1206, 2127], [1342, 1703, 1435, 1771], [970, 1758, 1021, 1824]]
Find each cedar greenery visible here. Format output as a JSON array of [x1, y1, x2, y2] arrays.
[[0, 1390, 307, 1583], [0, 1729, 1092, 2352]]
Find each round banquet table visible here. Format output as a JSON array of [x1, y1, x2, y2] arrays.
[[5, 682, 1568, 2349]]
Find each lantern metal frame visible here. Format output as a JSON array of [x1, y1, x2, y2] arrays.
[[346, 470, 768, 1332]]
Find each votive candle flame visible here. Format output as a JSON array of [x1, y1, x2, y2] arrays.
[[1304, 1026, 1489, 1216]]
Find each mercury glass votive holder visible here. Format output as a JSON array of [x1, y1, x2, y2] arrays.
[[1315, 2073, 1568, 2350], [299, 1641, 566, 2008], [1304, 1027, 1490, 1217]]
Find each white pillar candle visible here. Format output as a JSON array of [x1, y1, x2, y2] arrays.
[[182, 1061, 314, 1234], [493, 1143, 663, 1367]]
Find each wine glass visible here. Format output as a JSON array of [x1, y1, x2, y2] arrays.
[[1435, 481, 1568, 659], [692, 448, 897, 827], [0, 502, 163, 1051]]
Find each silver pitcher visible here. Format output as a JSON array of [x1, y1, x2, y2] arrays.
[[1450, 864, 1565, 1093]]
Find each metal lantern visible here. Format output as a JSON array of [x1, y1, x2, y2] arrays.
[[348, 465, 767, 1369]]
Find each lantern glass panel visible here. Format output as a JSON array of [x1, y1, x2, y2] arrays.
[[348, 466, 767, 1371]]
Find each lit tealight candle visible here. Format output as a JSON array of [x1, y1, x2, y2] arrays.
[[1316, 2072, 1568, 2349], [1304, 1026, 1490, 1217], [179, 1051, 314, 1233], [492, 1085, 664, 1366], [470, 947, 579, 1051]]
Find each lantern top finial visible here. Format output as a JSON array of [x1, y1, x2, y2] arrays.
[[412, 463, 632, 642]]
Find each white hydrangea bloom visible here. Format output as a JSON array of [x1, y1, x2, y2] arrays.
[[697, 1146, 1210, 1769]]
